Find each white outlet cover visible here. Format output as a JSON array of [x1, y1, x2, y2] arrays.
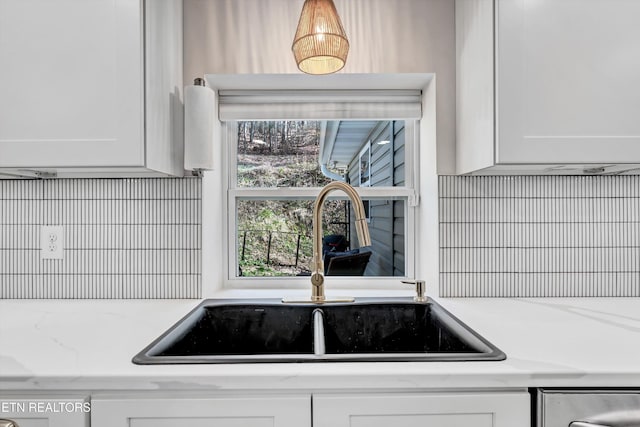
[[41, 225, 64, 259]]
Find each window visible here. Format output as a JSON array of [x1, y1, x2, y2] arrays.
[[217, 87, 421, 285], [358, 142, 371, 187], [226, 120, 417, 279]]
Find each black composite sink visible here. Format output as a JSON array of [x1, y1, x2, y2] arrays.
[[133, 298, 505, 364], [322, 303, 480, 355], [143, 304, 315, 362]]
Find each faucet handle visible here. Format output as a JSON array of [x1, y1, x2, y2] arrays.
[[401, 279, 427, 303]]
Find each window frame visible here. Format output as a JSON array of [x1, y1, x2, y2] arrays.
[[222, 119, 420, 289]]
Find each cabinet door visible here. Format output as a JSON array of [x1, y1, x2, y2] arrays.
[[0, 0, 144, 168], [91, 395, 310, 427], [496, 0, 640, 164], [313, 392, 530, 427], [0, 397, 89, 427]]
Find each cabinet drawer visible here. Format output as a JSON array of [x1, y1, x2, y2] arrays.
[[91, 395, 311, 427], [313, 392, 530, 427]]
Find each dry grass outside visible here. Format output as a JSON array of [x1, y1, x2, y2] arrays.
[[237, 155, 348, 277], [235, 121, 347, 277]]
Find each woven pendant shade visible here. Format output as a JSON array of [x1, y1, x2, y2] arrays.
[[292, 0, 349, 75]]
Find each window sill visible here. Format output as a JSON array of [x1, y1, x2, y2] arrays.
[[209, 287, 417, 300]]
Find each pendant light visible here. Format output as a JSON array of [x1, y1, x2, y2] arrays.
[[292, 0, 349, 75]]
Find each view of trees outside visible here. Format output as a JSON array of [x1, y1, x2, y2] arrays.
[[236, 121, 348, 277]]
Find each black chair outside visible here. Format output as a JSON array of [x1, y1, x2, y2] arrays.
[[324, 250, 372, 276]]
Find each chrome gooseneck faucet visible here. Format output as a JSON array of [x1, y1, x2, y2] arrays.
[[310, 181, 371, 302]]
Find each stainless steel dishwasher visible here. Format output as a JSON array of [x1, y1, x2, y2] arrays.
[[538, 389, 640, 427]]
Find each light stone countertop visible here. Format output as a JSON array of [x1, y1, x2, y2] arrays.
[[1, 293, 639, 391]]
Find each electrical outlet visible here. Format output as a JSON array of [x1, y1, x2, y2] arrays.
[[41, 225, 64, 259]]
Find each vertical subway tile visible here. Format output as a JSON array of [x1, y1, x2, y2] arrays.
[[439, 175, 640, 297], [0, 178, 201, 299]]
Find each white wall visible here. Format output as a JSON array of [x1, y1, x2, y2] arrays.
[[183, 0, 456, 174]]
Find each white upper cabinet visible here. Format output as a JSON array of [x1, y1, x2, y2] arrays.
[[456, 0, 640, 174], [0, 0, 183, 177]]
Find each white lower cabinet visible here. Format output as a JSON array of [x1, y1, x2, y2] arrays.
[[91, 391, 529, 427], [313, 392, 530, 427], [90, 395, 311, 427], [0, 397, 89, 427]]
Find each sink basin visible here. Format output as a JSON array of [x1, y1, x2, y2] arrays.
[[322, 303, 489, 357], [137, 303, 315, 363], [133, 298, 505, 364]]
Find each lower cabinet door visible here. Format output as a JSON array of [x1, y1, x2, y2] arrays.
[[313, 392, 530, 427], [91, 395, 311, 427], [0, 397, 89, 427]]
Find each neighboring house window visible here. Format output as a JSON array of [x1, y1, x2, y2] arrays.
[[219, 90, 420, 284], [358, 142, 371, 187], [357, 142, 372, 222]]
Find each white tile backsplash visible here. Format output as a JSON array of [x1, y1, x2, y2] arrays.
[[439, 175, 640, 297], [0, 178, 201, 299], [3, 175, 636, 298]]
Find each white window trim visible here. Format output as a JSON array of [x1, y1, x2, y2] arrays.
[[221, 120, 420, 290], [199, 73, 439, 298]]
